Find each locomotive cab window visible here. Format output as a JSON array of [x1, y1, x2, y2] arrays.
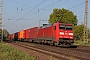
[[66, 26, 72, 30], [59, 25, 65, 30]]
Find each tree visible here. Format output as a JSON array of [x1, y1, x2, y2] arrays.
[[0, 29, 9, 40], [48, 8, 78, 26], [3, 29, 9, 40], [88, 29, 90, 39], [74, 24, 84, 40]]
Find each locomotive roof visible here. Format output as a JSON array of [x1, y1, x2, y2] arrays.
[[39, 24, 52, 29]]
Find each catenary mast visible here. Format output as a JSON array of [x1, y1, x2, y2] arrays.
[[0, 0, 3, 41], [84, 0, 88, 43]]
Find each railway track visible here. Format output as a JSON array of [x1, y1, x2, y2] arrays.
[[10, 42, 70, 60], [77, 45, 90, 51], [7, 41, 90, 60], [67, 47, 90, 54]]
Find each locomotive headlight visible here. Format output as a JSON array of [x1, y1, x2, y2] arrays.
[[70, 37, 73, 39], [69, 33, 73, 35], [60, 32, 64, 35], [60, 36, 62, 38]]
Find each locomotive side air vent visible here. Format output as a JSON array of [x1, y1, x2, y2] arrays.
[[43, 24, 48, 26], [42, 24, 52, 28]]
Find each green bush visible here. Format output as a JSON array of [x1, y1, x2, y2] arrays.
[[85, 40, 90, 46], [74, 40, 90, 46], [0, 42, 36, 60]]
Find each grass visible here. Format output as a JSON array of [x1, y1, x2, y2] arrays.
[[74, 40, 83, 45], [0, 42, 36, 60], [74, 40, 90, 46], [85, 41, 90, 46]]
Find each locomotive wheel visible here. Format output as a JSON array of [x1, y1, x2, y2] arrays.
[[55, 42, 59, 46], [50, 41, 54, 46], [50, 43, 53, 46], [31, 40, 33, 43], [61, 43, 71, 47]]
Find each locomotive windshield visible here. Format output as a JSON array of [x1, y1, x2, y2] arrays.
[[59, 25, 72, 30], [66, 26, 72, 30], [59, 25, 65, 30]]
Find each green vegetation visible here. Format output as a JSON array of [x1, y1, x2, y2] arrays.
[[74, 25, 90, 45], [88, 29, 90, 39], [85, 40, 90, 46], [74, 40, 84, 45], [74, 40, 90, 46], [48, 8, 78, 26], [74, 24, 84, 41], [0, 29, 9, 40], [0, 42, 36, 60]]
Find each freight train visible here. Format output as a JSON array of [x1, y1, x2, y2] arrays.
[[8, 22, 74, 46]]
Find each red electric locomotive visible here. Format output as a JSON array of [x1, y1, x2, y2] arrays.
[[36, 22, 74, 46]]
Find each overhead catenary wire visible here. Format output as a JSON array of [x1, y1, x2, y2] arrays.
[[6, 0, 64, 32], [7, 0, 66, 22], [5, 0, 90, 33], [22, 0, 86, 21], [10, 0, 32, 20], [23, 0, 63, 19], [19, 0, 47, 20], [15, 0, 64, 23], [12, 0, 25, 6], [8, 1, 86, 23], [20, 0, 74, 29], [17, 0, 65, 28], [5, 0, 47, 28], [13, 0, 47, 21], [8, 1, 83, 26]]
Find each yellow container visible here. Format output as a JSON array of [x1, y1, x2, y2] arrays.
[[20, 30, 24, 39]]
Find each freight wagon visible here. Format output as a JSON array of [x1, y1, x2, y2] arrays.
[[28, 27, 38, 42]]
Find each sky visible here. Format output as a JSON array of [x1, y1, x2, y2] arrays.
[[3, 0, 90, 34]]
